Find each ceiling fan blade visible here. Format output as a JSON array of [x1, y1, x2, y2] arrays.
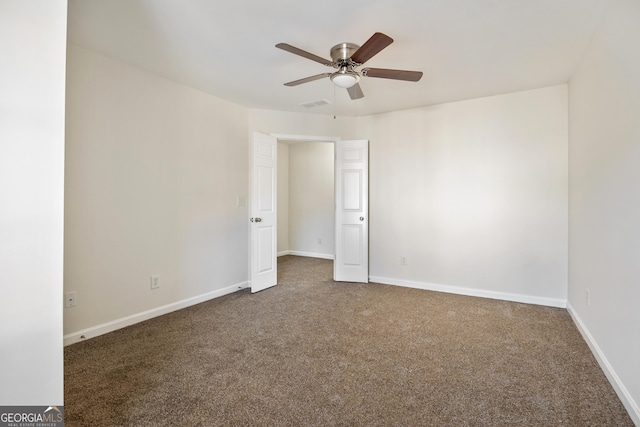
[[350, 32, 394, 64], [347, 83, 364, 100], [284, 73, 331, 87], [363, 68, 423, 82], [276, 43, 333, 66]]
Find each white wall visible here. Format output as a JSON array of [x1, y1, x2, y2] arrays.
[[568, 0, 640, 421], [0, 0, 66, 405], [358, 86, 569, 306], [288, 142, 335, 258], [277, 142, 290, 254], [64, 45, 249, 340]]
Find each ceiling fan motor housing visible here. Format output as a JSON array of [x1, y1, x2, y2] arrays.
[[330, 43, 360, 64]]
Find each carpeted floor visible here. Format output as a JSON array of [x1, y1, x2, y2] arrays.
[[64, 255, 633, 426]]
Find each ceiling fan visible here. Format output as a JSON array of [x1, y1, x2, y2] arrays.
[[276, 32, 423, 100]]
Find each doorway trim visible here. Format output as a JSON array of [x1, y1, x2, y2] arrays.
[[272, 134, 341, 144]]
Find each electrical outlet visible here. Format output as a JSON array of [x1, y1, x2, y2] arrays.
[[401, 256, 407, 266], [65, 291, 77, 308], [150, 275, 160, 289], [586, 289, 591, 307]]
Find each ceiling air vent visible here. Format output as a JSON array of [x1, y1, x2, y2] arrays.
[[299, 99, 331, 108]]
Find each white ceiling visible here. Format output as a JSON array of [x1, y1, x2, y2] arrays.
[[67, 0, 609, 117]]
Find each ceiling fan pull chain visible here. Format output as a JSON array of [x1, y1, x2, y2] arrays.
[[331, 85, 336, 120], [354, 94, 358, 117]]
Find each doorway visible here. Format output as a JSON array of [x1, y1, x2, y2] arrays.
[[277, 140, 335, 260], [249, 132, 368, 292]]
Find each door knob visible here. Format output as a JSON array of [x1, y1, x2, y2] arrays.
[[255, 217, 262, 222], [359, 217, 365, 221]]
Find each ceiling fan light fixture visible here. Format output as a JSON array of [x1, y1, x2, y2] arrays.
[[331, 71, 360, 89]]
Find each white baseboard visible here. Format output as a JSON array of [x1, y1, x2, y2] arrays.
[[63, 281, 248, 346], [278, 250, 334, 260], [368, 275, 567, 308], [567, 303, 640, 425]]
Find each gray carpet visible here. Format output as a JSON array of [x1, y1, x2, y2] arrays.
[[64, 255, 633, 426]]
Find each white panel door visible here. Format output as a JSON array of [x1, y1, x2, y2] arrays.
[[250, 132, 277, 293], [334, 140, 369, 282]]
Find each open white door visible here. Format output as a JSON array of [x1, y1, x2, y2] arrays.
[[250, 132, 277, 293], [334, 140, 369, 283]]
